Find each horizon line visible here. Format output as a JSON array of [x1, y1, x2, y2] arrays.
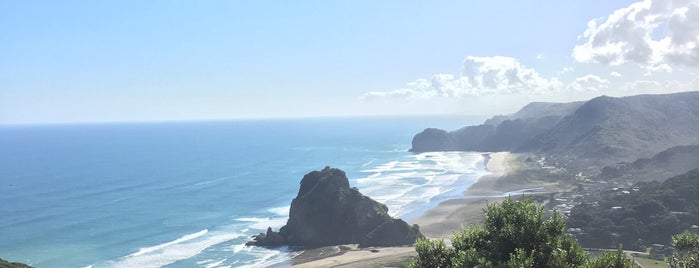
[[0, 113, 489, 127]]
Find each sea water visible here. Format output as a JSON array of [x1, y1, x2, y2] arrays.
[[0, 116, 488, 267]]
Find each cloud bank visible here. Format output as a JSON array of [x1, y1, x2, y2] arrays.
[[364, 0, 698, 101], [573, 0, 699, 72], [364, 56, 563, 100]]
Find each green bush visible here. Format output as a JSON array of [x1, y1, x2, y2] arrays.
[[410, 197, 644, 268], [667, 231, 699, 268]]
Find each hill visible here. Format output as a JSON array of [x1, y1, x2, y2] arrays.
[[567, 168, 699, 250], [411, 91, 699, 168], [600, 144, 699, 182]]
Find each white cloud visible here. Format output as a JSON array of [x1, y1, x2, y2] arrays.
[[362, 88, 437, 100], [558, 67, 575, 75], [573, 0, 699, 72], [536, 53, 544, 59], [363, 56, 563, 100], [567, 74, 610, 92], [610, 71, 622, 77]]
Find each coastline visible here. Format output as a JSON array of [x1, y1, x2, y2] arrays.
[[409, 152, 510, 239], [291, 151, 553, 267]]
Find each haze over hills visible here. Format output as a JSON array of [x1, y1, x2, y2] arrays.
[[599, 144, 699, 182], [411, 91, 699, 169]]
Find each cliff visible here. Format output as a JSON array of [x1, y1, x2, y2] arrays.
[[246, 167, 422, 248], [411, 91, 699, 168]]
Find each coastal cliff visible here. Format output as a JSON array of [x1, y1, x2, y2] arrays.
[[411, 91, 699, 168], [246, 167, 422, 248]]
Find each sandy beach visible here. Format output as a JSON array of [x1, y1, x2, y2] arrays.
[[409, 151, 510, 239], [291, 152, 545, 267]]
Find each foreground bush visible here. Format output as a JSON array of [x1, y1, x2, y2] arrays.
[[668, 231, 699, 268], [410, 197, 639, 268]]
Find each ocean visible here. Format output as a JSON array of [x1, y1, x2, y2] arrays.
[[0, 116, 488, 268]]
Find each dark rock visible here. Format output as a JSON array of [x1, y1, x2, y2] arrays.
[[247, 167, 422, 248], [0, 258, 32, 268], [245, 227, 285, 247], [410, 128, 453, 152], [361, 220, 421, 247]]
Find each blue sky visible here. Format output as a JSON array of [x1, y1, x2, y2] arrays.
[[2, 0, 698, 124]]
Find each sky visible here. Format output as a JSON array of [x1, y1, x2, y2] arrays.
[[1, 0, 699, 124]]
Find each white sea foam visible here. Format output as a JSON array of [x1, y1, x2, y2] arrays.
[[237, 246, 298, 268], [127, 229, 209, 258], [204, 258, 227, 268], [236, 217, 287, 230], [267, 206, 290, 217], [103, 230, 243, 268], [193, 177, 229, 187], [354, 151, 488, 219], [101, 152, 487, 268]]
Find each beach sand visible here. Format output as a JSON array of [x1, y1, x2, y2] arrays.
[[291, 152, 560, 267], [292, 245, 416, 268], [409, 151, 510, 239]]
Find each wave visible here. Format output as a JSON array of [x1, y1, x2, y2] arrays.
[[354, 151, 488, 220], [99, 151, 487, 268], [237, 247, 299, 268], [127, 229, 209, 258], [101, 230, 243, 268], [201, 258, 226, 268], [267, 206, 290, 217], [193, 177, 230, 187], [236, 217, 287, 230]]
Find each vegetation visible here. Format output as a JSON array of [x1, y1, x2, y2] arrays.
[[411, 92, 699, 168], [668, 231, 699, 268], [0, 258, 32, 268], [632, 255, 668, 268], [568, 169, 699, 250], [409, 197, 639, 268], [584, 247, 640, 268]]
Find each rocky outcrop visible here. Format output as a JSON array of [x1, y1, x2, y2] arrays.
[[0, 258, 32, 268], [409, 128, 454, 152], [246, 167, 422, 248]]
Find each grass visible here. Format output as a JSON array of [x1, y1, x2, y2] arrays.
[[632, 254, 667, 268]]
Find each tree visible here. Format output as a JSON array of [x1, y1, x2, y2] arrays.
[[584, 246, 640, 268], [410, 197, 642, 268], [410, 197, 588, 267], [667, 231, 699, 268]]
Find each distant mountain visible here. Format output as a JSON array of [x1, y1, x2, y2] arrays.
[[411, 91, 699, 168], [411, 101, 583, 153], [600, 145, 699, 182]]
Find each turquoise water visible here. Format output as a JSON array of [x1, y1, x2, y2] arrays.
[[0, 116, 487, 267]]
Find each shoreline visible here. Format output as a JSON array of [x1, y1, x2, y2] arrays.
[[409, 151, 511, 239], [292, 151, 555, 267]]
